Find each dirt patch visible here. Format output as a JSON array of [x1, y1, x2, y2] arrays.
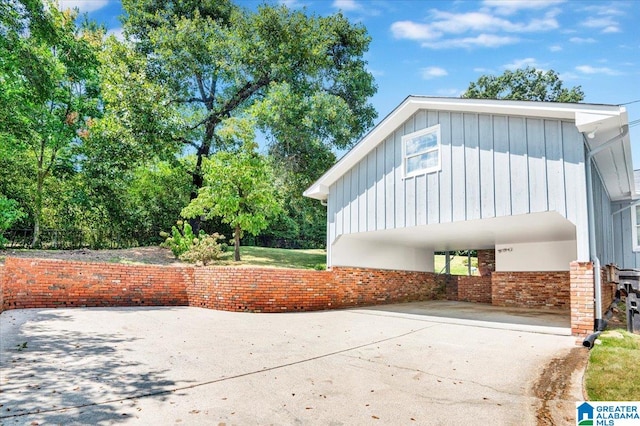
[[0, 246, 185, 266], [533, 347, 589, 425]]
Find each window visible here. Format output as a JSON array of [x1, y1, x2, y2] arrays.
[[633, 205, 640, 251], [402, 124, 441, 178]]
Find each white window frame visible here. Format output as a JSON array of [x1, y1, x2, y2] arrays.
[[402, 124, 441, 178], [632, 204, 640, 251]]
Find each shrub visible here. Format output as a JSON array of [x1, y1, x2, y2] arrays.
[[179, 233, 226, 265], [160, 221, 202, 257]]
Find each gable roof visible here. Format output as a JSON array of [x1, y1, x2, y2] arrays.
[[304, 96, 633, 201]]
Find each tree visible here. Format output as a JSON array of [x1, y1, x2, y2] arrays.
[[108, 0, 376, 231], [462, 67, 584, 102], [0, 0, 102, 246], [181, 142, 282, 261]]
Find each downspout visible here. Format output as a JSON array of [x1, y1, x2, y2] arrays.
[[584, 125, 629, 335]]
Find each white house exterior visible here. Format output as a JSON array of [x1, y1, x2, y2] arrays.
[[305, 96, 634, 276]]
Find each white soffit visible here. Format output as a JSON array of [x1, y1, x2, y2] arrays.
[[332, 212, 577, 251]]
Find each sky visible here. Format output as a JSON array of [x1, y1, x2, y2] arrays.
[[59, 0, 640, 166]]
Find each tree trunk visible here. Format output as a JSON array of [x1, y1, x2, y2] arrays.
[[31, 167, 44, 248], [234, 224, 241, 261]]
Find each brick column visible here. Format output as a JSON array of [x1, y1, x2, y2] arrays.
[[477, 249, 495, 277], [570, 261, 595, 337]]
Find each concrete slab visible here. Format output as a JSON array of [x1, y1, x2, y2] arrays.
[[0, 304, 579, 425]]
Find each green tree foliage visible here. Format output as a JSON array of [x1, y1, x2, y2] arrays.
[[108, 0, 376, 231], [0, 0, 102, 246], [462, 67, 584, 102], [0, 195, 26, 248], [181, 142, 282, 261]]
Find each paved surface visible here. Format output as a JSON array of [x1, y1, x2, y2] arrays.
[[0, 302, 578, 425]]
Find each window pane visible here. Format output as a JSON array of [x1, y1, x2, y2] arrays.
[[636, 205, 640, 223], [405, 132, 438, 156], [637, 227, 640, 247], [406, 151, 438, 174]]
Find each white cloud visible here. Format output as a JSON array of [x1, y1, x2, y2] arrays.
[[569, 37, 596, 44], [483, 0, 565, 15], [422, 34, 519, 49], [391, 21, 440, 41], [582, 16, 621, 33], [428, 10, 559, 33], [503, 58, 539, 70], [332, 0, 360, 12], [391, 4, 559, 50], [549, 45, 562, 52], [575, 65, 621, 76], [58, 0, 108, 13], [421, 67, 448, 79]]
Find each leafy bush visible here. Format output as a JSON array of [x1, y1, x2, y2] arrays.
[[160, 221, 202, 257], [179, 233, 226, 265], [0, 196, 26, 248]]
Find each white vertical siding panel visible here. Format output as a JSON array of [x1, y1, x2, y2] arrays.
[[464, 113, 481, 220], [342, 171, 351, 234], [366, 151, 376, 231], [394, 130, 405, 228], [327, 190, 336, 253], [335, 177, 344, 237], [545, 120, 567, 217], [385, 136, 396, 229], [451, 113, 466, 222], [478, 114, 495, 218], [527, 119, 548, 213], [358, 158, 367, 232], [493, 115, 511, 217], [350, 166, 359, 233], [405, 177, 416, 227], [376, 144, 386, 230], [439, 112, 453, 222], [562, 121, 588, 260], [416, 174, 427, 225], [509, 117, 529, 215]]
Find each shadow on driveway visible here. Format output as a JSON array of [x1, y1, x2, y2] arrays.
[[0, 309, 191, 424]]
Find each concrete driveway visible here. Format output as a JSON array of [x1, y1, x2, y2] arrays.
[[0, 303, 580, 425]]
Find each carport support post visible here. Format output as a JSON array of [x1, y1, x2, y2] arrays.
[[445, 251, 451, 275]]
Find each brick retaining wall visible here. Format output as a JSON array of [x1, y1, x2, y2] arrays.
[[1, 257, 605, 337], [1, 258, 192, 310], [0, 258, 441, 314], [491, 271, 571, 309]]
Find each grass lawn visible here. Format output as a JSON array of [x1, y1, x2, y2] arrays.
[[584, 329, 640, 400], [218, 246, 327, 269], [434, 254, 478, 275]]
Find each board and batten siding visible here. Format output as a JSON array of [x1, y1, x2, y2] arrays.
[[327, 109, 589, 254], [612, 198, 640, 269]]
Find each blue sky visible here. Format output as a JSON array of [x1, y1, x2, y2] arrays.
[[59, 0, 640, 166]]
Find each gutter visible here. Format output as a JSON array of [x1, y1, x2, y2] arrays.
[[584, 125, 629, 336]]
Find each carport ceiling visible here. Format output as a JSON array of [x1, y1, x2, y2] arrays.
[[335, 211, 576, 251]]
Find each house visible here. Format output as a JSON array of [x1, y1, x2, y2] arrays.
[[304, 96, 634, 335]]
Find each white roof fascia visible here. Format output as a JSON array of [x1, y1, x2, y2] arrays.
[[304, 96, 630, 201]]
